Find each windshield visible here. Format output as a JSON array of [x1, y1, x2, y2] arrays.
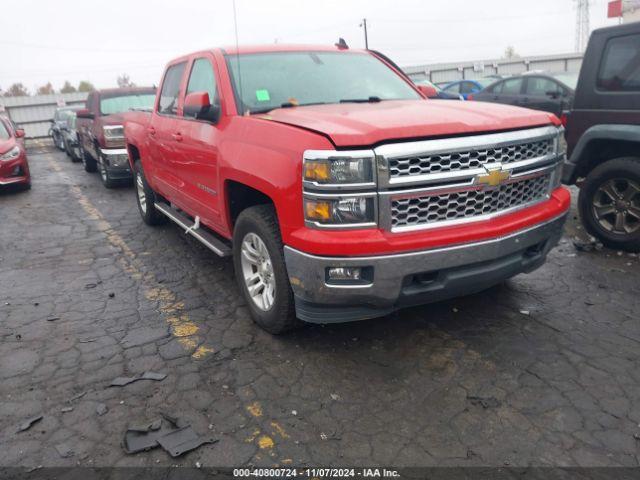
[[550, 72, 578, 90], [0, 120, 9, 140], [100, 93, 156, 115], [475, 78, 496, 88], [226, 51, 421, 114]]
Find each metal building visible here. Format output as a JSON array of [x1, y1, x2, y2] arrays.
[[0, 92, 88, 139], [403, 52, 584, 84]]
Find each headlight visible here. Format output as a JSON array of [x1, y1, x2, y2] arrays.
[[0, 146, 21, 161], [303, 150, 375, 188], [103, 125, 125, 148], [555, 127, 566, 156], [304, 195, 376, 227]]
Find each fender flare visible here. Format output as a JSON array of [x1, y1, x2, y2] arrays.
[[563, 124, 640, 184]]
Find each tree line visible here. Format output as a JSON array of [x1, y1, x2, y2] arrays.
[[0, 74, 136, 97]]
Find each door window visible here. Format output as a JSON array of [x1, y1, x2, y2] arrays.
[[158, 62, 186, 115], [445, 82, 460, 94], [459, 82, 476, 94], [525, 77, 561, 96], [598, 34, 640, 91], [501, 78, 524, 95], [185, 58, 219, 118]]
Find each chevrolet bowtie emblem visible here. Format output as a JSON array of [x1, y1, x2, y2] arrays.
[[477, 166, 511, 187]]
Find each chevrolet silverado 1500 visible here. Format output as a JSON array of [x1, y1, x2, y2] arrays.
[[124, 45, 570, 334]]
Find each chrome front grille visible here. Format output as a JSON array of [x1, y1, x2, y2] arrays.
[[391, 175, 550, 229], [388, 138, 554, 178], [374, 126, 563, 232]]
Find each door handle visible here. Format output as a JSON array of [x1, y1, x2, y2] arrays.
[[172, 132, 183, 142], [147, 127, 156, 136]]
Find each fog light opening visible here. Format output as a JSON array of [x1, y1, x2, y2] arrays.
[[328, 267, 362, 281], [325, 266, 373, 286]]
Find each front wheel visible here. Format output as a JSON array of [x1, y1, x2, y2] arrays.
[[134, 162, 167, 226], [578, 157, 640, 252], [233, 205, 299, 334], [80, 143, 97, 173], [98, 157, 117, 189]]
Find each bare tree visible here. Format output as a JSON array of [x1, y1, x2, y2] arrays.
[[117, 74, 135, 88], [503, 46, 520, 60], [78, 81, 95, 93], [37, 82, 55, 95], [60, 81, 77, 94], [3, 83, 29, 97]]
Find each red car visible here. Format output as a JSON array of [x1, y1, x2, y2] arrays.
[[0, 116, 30, 190], [124, 45, 570, 334]]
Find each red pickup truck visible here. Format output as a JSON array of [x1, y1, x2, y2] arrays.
[[76, 87, 156, 188], [124, 45, 570, 334]]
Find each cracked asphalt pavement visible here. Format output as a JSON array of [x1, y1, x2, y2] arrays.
[[1, 141, 639, 468]]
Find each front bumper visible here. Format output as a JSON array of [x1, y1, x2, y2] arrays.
[[284, 213, 567, 323], [0, 154, 30, 186], [100, 148, 132, 179]]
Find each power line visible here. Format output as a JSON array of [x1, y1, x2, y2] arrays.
[[575, 0, 591, 52]]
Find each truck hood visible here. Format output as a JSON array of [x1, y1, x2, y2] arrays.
[[259, 99, 557, 147]]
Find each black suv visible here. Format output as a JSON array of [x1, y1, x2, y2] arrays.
[[563, 22, 640, 252]]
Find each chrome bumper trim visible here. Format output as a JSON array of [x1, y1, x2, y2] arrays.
[[284, 213, 566, 309]]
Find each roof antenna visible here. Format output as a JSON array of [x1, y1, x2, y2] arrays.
[[335, 38, 349, 50], [232, 0, 245, 114]]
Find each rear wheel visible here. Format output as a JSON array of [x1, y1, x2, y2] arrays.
[[578, 157, 640, 252], [232, 205, 299, 334], [134, 162, 167, 226]]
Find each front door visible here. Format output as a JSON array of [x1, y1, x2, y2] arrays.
[[171, 56, 223, 229]]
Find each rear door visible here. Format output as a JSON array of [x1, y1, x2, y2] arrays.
[[494, 77, 525, 107], [171, 55, 224, 229], [522, 76, 564, 116], [148, 61, 188, 200]]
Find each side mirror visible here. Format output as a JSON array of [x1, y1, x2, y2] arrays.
[[184, 91, 220, 123], [416, 85, 438, 99], [15, 128, 25, 138], [76, 108, 94, 119]]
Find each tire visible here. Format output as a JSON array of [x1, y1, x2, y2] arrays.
[[63, 138, 72, 159], [233, 205, 299, 334], [98, 156, 117, 189], [81, 142, 97, 173], [134, 161, 167, 226], [578, 157, 640, 252]]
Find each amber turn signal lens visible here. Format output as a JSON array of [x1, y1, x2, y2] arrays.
[[304, 161, 330, 182], [305, 200, 332, 221]]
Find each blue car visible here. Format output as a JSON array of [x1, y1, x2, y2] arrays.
[[441, 79, 495, 100]]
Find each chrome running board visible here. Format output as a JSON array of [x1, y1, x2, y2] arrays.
[[155, 203, 232, 257]]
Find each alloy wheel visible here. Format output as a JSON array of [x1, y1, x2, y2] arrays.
[[592, 178, 640, 235], [240, 232, 276, 311]]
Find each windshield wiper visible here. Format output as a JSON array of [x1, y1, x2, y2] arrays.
[[249, 102, 328, 115], [339, 96, 382, 103]]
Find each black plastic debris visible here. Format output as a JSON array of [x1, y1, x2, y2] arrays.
[[110, 371, 167, 387], [55, 443, 74, 458], [157, 426, 218, 458], [16, 415, 43, 433], [123, 419, 176, 454], [46, 317, 60, 322], [123, 417, 217, 457], [96, 403, 108, 416]]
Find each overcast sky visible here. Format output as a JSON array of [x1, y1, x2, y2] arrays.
[[0, 0, 619, 92]]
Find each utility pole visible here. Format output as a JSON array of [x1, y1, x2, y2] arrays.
[[574, 0, 591, 52], [360, 18, 369, 49]]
